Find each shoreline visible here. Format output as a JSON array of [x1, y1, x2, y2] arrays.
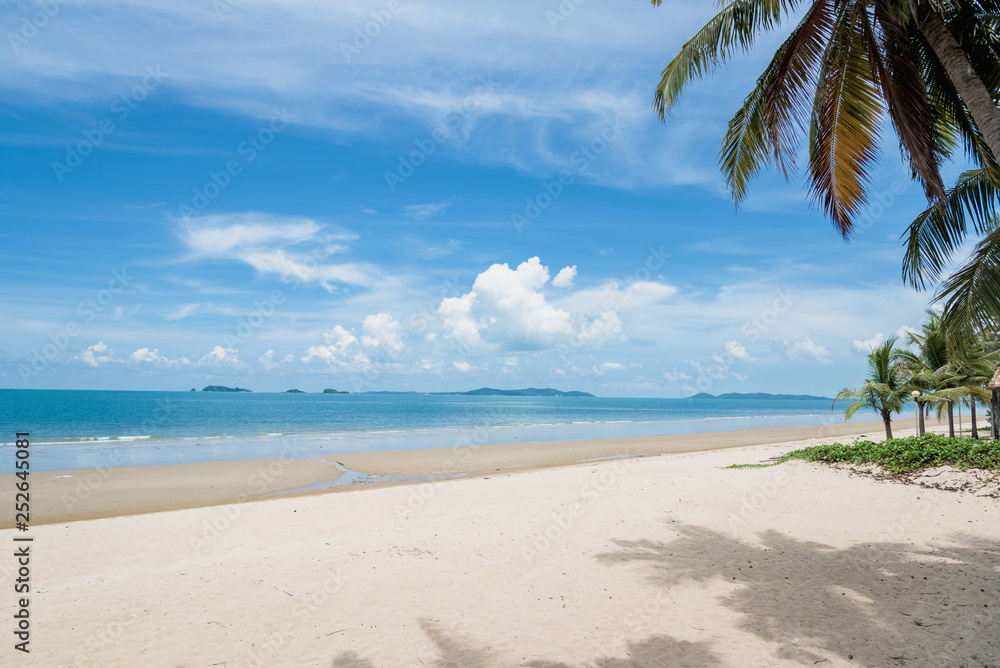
[[0, 419, 901, 528]]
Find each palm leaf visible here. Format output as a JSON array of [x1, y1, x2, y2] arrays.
[[808, 1, 884, 237], [937, 226, 1000, 335], [652, 0, 800, 119], [902, 166, 1000, 289]]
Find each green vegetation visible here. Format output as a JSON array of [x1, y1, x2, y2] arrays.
[[285, 389, 305, 393], [201, 385, 252, 393], [833, 339, 912, 440], [782, 434, 1000, 475], [834, 312, 999, 439], [652, 0, 1000, 338], [323, 388, 349, 394]]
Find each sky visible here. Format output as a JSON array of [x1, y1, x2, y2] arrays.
[[0, 0, 958, 396]]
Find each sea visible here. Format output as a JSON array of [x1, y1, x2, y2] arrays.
[[0, 390, 873, 472]]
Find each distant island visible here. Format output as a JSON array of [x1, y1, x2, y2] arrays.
[[202, 385, 253, 393], [323, 388, 349, 394], [687, 392, 830, 401], [285, 389, 305, 393], [363, 387, 595, 397]]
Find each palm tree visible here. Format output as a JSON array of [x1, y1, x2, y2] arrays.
[[948, 336, 1000, 437], [895, 309, 951, 429], [834, 339, 912, 439], [651, 0, 1000, 237]]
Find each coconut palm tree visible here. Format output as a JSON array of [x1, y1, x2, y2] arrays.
[[895, 309, 952, 429], [948, 336, 1000, 437], [651, 0, 1000, 237], [834, 339, 912, 439]]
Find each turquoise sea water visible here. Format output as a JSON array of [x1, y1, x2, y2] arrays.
[[0, 390, 871, 472]]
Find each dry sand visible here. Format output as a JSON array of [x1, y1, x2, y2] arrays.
[[2, 419, 997, 667]]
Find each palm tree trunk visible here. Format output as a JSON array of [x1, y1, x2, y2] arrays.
[[915, 5, 1000, 165], [947, 400, 955, 438], [883, 414, 893, 441], [917, 401, 925, 435], [971, 399, 979, 439]]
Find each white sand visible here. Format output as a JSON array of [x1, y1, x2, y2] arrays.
[[3, 429, 997, 667]]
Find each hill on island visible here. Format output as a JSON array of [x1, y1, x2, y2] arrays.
[[687, 392, 830, 401], [201, 385, 253, 393]]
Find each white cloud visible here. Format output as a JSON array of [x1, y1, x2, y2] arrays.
[[852, 332, 885, 354], [437, 257, 625, 351], [404, 199, 453, 219], [599, 361, 623, 370], [76, 342, 116, 367], [258, 349, 293, 371], [664, 369, 690, 381], [361, 313, 405, 353], [165, 304, 200, 321], [785, 337, 833, 364], [129, 347, 192, 367], [198, 346, 246, 369], [453, 361, 475, 372], [723, 340, 755, 362], [177, 213, 373, 290], [302, 325, 358, 365], [551, 265, 577, 288]]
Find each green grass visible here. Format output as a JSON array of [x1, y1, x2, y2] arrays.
[[779, 434, 1000, 475], [722, 462, 784, 470]]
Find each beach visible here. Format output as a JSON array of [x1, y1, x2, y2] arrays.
[[5, 419, 894, 528], [4, 419, 997, 666]]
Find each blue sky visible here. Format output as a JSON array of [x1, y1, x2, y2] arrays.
[[0, 0, 951, 396]]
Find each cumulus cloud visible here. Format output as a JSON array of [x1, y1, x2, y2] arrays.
[[258, 349, 293, 371], [198, 346, 246, 369], [852, 332, 885, 354], [302, 325, 358, 365], [453, 361, 475, 372], [438, 257, 625, 351], [664, 369, 691, 381], [361, 313, 405, 353], [599, 361, 623, 371], [785, 337, 833, 364], [551, 265, 577, 288], [723, 340, 755, 362], [76, 342, 116, 367], [177, 213, 372, 290]]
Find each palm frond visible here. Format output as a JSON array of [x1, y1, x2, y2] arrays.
[[653, 0, 799, 119], [808, 1, 884, 238], [937, 226, 1000, 335], [902, 166, 1000, 288]]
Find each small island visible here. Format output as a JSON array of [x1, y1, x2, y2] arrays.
[[201, 385, 253, 393], [323, 388, 349, 394], [285, 389, 305, 393]]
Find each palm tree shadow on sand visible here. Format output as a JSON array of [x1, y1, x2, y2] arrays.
[[594, 523, 999, 666], [330, 617, 720, 667], [329, 522, 997, 667]]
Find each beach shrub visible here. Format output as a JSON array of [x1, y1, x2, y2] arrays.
[[783, 434, 1000, 474]]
